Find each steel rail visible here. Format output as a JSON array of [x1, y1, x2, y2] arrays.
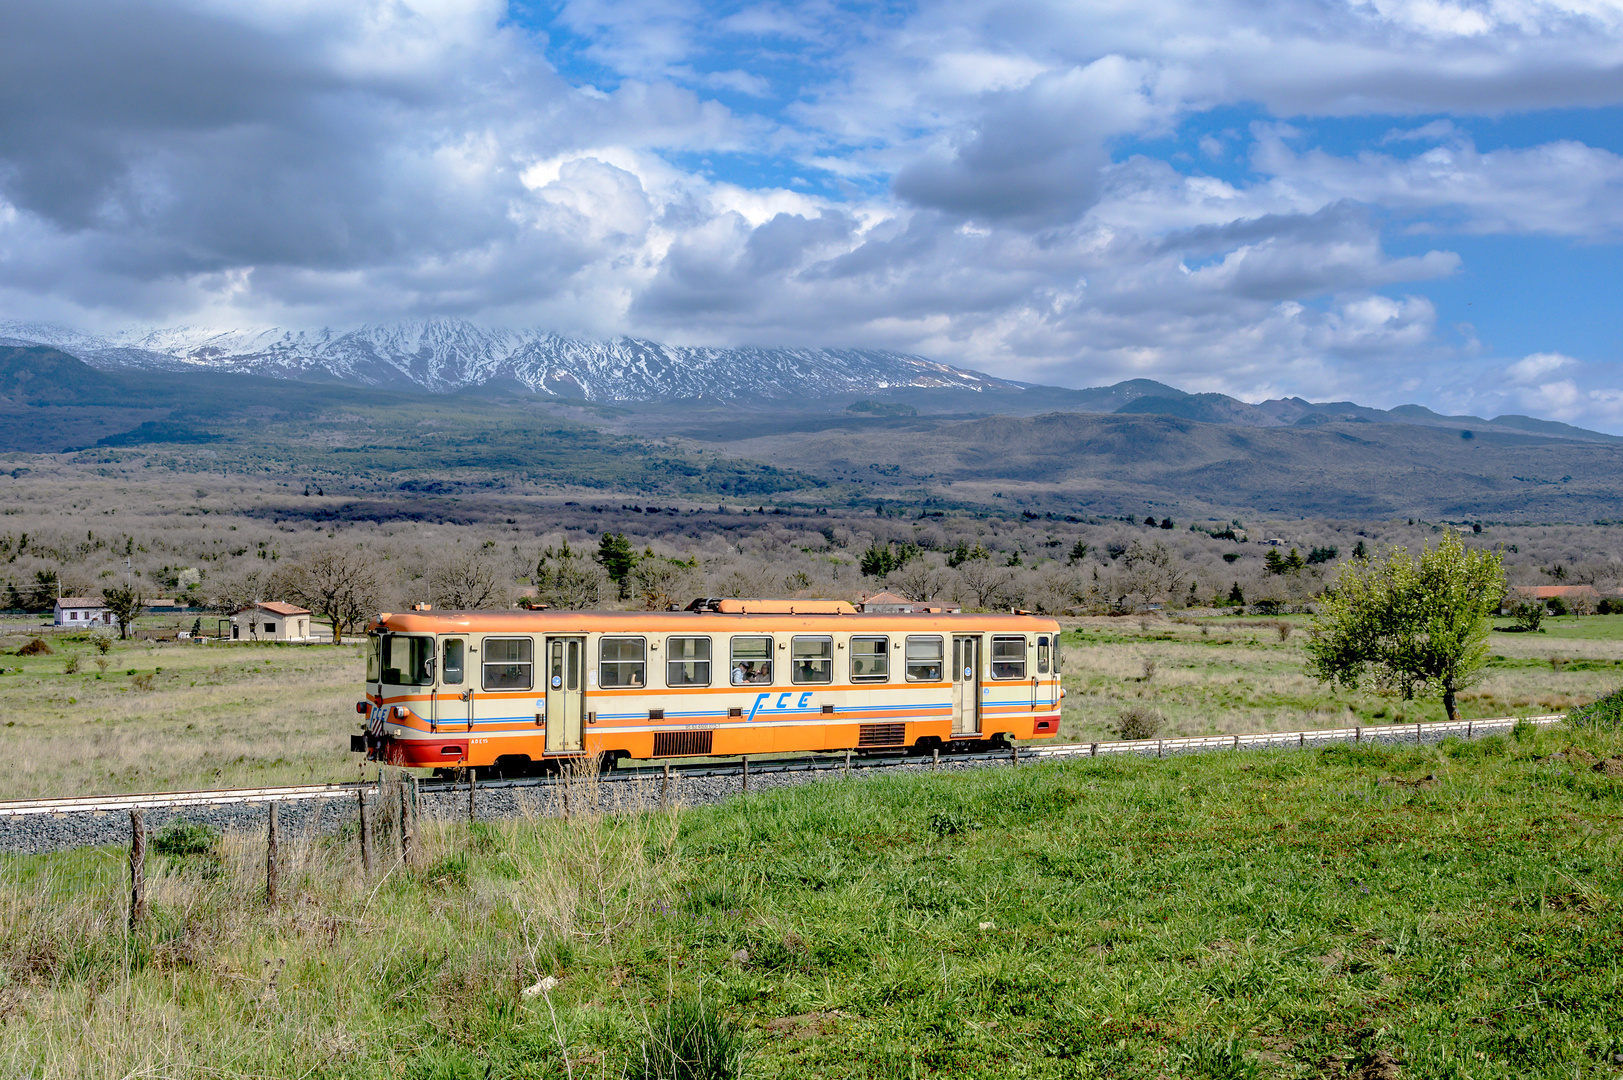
[[0, 713, 1569, 818]]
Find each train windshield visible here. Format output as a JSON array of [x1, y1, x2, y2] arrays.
[[380, 634, 435, 686]]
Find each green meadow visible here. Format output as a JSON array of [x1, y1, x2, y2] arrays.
[[3, 717, 1621, 1078]]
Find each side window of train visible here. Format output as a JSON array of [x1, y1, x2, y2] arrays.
[[666, 636, 711, 686], [600, 637, 646, 688], [1036, 635, 1050, 675], [791, 637, 833, 683], [991, 635, 1027, 679], [850, 636, 889, 681], [366, 636, 381, 683], [482, 637, 533, 690], [730, 636, 773, 685], [905, 635, 943, 682], [442, 638, 465, 685]]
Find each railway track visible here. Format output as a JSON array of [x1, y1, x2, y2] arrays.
[[0, 713, 1567, 819]]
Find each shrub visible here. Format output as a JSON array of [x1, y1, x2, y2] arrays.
[[92, 634, 113, 655], [63, 656, 80, 674], [1568, 687, 1623, 730], [17, 637, 52, 656], [1507, 600, 1544, 632], [130, 673, 155, 692], [628, 995, 748, 1080], [1112, 705, 1163, 740]]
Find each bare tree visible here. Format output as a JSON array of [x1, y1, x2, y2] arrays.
[[891, 558, 947, 602], [631, 556, 698, 611], [287, 549, 380, 645], [955, 559, 1016, 610], [1120, 541, 1187, 609], [428, 553, 507, 610], [535, 543, 608, 610]]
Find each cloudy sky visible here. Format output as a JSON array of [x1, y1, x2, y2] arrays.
[[2, 0, 1622, 428]]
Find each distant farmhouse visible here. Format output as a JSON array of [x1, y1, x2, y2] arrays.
[[1503, 584, 1613, 614], [857, 590, 961, 614], [230, 601, 314, 641], [54, 597, 112, 627]]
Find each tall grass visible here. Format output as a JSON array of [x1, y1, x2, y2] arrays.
[[4, 725, 1623, 1078]]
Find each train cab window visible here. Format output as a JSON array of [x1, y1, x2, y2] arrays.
[[482, 637, 533, 690], [599, 637, 646, 688], [366, 636, 381, 683], [991, 636, 1027, 679], [382, 634, 435, 685], [905, 636, 944, 682], [730, 636, 773, 685], [850, 636, 889, 681], [666, 636, 711, 686], [1036, 635, 1051, 675], [442, 638, 465, 685], [791, 637, 833, 683]]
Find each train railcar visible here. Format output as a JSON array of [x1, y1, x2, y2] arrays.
[[352, 598, 1062, 774]]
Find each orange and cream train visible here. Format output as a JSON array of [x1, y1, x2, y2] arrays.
[[352, 598, 1063, 774]]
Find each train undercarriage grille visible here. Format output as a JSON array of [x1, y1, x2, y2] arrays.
[[653, 730, 713, 757], [858, 723, 906, 747]]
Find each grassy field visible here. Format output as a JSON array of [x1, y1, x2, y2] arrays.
[[1059, 613, 1623, 742], [3, 720, 1622, 1078], [0, 628, 367, 799], [1, 614, 1619, 800]]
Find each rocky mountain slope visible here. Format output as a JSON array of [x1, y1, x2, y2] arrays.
[[0, 319, 1015, 401]]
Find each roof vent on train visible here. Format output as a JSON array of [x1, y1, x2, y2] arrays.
[[685, 597, 857, 615]]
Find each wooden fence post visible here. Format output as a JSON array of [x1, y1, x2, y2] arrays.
[[661, 762, 671, 809], [1355, 726, 1362, 744], [266, 802, 280, 905], [1011, 744, 1019, 766], [356, 788, 372, 875], [128, 809, 147, 931], [844, 748, 852, 778], [1090, 742, 1098, 757], [1416, 722, 1422, 744], [741, 755, 749, 794], [398, 779, 411, 864], [467, 768, 476, 823], [932, 747, 940, 771]]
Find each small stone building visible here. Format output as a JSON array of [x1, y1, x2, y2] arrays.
[[230, 601, 314, 641], [54, 597, 112, 627]]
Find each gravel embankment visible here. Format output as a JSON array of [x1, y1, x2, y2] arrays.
[[0, 725, 1534, 856]]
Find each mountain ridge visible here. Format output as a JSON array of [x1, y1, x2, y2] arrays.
[[2, 319, 1616, 444]]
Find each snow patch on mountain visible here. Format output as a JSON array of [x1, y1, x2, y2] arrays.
[[0, 319, 1016, 401]]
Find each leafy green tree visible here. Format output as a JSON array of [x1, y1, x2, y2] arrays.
[[101, 584, 145, 640], [1227, 582, 1244, 606], [1067, 540, 1090, 565], [1306, 533, 1504, 722], [595, 532, 638, 599]]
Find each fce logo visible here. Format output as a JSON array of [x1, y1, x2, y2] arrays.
[[747, 692, 814, 722]]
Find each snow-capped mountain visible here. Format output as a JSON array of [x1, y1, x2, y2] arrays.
[[0, 319, 1018, 401]]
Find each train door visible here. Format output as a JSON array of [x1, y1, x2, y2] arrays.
[[439, 636, 469, 731], [951, 635, 980, 736], [545, 636, 585, 753]]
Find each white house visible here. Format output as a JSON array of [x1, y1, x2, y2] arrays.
[[54, 597, 112, 627], [230, 601, 314, 642]]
